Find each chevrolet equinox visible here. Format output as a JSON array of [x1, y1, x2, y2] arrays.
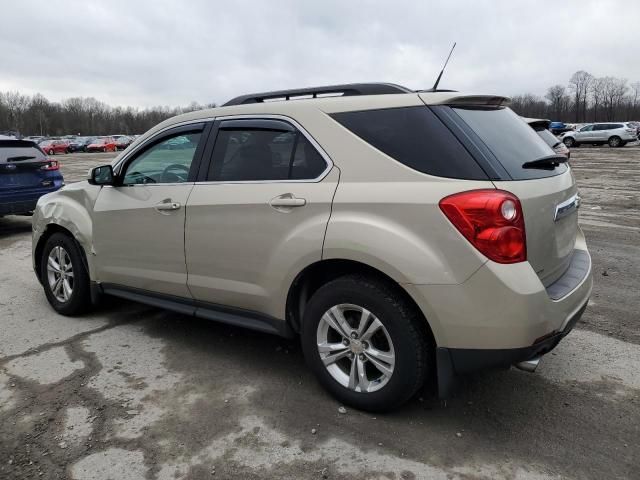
[[32, 83, 592, 411]]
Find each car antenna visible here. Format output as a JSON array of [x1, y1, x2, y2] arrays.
[[431, 42, 456, 91]]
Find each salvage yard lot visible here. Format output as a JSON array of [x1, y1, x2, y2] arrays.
[[0, 147, 638, 479]]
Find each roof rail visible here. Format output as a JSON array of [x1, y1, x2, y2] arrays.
[[222, 83, 413, 106]]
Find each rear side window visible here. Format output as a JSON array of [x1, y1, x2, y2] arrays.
[[452, 107, 566, 180], [331, 106, 488, 180], [0, 140, 46, 163], [208, 125, 327, 181]]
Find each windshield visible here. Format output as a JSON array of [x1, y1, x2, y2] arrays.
[[452, 106, 567, 180]]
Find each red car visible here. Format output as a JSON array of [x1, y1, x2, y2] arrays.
[[39, 139, 70, 155], [86, 137, 117, 153]]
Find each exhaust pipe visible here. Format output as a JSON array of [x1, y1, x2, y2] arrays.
[[514, 357, 541, 373]]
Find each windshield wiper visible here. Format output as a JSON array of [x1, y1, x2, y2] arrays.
[[522, 154, 568, 170], [7, 156, 36, 162]]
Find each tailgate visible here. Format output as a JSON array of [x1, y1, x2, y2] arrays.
[[0, 162, 50, 190], [0, 140, 50, 191], [442, 105, 580, 286], [495, 170, 578, 286]]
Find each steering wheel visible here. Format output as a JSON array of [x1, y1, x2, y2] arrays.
[[161, 163, 190, 183]]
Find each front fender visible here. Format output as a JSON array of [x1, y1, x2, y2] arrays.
[[32, 182, 101, 279]]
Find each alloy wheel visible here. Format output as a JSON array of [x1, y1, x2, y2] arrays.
[[47, 246, 74, 303], [316, 303, 395, 393]]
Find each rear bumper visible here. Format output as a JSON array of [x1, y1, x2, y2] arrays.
[[439, 300, 586, 375], [405, 228, 592, 350], [0, 184, 64, 215]]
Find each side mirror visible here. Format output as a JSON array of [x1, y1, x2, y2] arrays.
[[88, 165, 115, 185]]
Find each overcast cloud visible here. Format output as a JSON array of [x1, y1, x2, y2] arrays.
[[2, 0, 639, 108]]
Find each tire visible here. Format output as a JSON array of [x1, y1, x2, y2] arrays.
[[608, 136, 622, 148], [563, 137, 576, 148], [102, 147, 107, 153], [40, 232, 92, 316], [48, 149, 55, 155], [301, 275, 429, 412]]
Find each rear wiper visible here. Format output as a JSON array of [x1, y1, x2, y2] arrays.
[[7, 156, 36, 162], [522, 154, 568, 170]]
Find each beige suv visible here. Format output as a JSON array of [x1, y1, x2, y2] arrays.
[[32, 83, 592, 411]]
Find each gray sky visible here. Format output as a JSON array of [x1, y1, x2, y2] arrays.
[[2, 0, 639, 108]]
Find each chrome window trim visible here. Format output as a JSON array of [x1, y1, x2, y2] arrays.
[[113, 117, 214, 174], [196, 113, 334, 184]]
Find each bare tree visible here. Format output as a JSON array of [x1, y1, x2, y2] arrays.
[[569, 70, 593, 122], [545, 85, 570, 120]]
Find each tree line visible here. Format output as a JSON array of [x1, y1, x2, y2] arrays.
[[511, 71, 640, 123], [2, 70, 639, 137], [0, 92, 216, 137]]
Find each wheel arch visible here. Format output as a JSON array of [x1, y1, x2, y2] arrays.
[[285, 258, 437, 347], [34, 224, 90, 284]]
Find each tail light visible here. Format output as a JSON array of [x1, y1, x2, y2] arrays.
[[439, 189, 526, 264], [41, 159, 60, 171]]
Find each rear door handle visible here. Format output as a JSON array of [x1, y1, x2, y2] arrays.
[[270, 194, 306, 208], [154, 201, 181, 212]]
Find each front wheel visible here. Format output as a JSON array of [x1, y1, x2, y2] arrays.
[[41, 233, 92, 316], [563, 137, 576, 148], [48, 149, 55, 155], [301, 275, 429, 412]]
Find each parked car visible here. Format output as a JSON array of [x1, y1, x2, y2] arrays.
[[32, 83, 592, 411], [627, 121, 640, 139], [560, 122, 637, 148], [523, 118, 570, 159], [39, 139, 70, 155], [115, 136, 133, 150], [549, 121, 572, 135], [86, 137, 117, 153], [1, 139, 64, 216], [68, 137, 97, 153]]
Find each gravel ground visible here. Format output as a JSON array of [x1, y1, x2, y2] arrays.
[[0, 147, 638, 479]]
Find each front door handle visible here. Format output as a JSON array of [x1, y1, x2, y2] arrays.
[[270, 194, 307, 208], [154, 201, 181, 212]]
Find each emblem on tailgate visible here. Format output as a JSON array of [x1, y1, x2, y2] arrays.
[[554, 194, 580, 221]]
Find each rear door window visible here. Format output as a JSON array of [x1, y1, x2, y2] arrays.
[[207, 120, 328, 181], [451, 106, 566, 180], [331, 106, 488, 180]]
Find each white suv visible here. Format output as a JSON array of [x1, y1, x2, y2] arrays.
[[32, 83, 592, 411], [561, 122, 637, 148]]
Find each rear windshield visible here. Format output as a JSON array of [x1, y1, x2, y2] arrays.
[[331, 106, 488, 180], [452, 107, 567, 180], [0, 140, 46, 163], [535, 129, 561, 148]]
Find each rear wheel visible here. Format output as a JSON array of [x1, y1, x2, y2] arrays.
[[608, 136, 622, 147], [563, 137, 576, 148], [301, 275, 429, 412], [41, 233, 92, 316]]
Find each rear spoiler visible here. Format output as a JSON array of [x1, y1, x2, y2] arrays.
[[521, 117, 551, 130], [419, 93, 510, 107]]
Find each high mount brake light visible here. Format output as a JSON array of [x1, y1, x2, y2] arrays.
[[439, 189, 526, 264]]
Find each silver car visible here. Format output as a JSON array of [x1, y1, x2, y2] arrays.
[[32, 83, 592, 411], [561, 122, 637, 148]]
